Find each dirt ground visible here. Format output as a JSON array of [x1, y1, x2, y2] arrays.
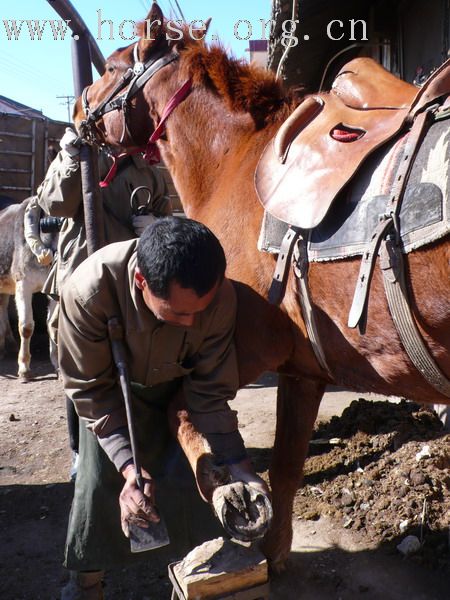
[[1, 334, 450, 599]]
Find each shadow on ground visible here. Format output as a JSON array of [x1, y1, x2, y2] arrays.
[[1, 480, 449, 600]]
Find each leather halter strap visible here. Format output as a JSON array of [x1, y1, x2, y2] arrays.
[[97, 78, 193, 188], [82, 43, 178, 125], [149, 78, 193, 144], [81, 42, 193, 186], [98, 77, 193, 187]]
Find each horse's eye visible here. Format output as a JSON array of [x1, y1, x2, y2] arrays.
[[107, 66, 115, 74]]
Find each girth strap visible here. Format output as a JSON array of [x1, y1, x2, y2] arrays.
[[348, 108, 431, 331], [293, 235, 333, 378], [347, 216, 394, 332], [268, 227, 332, 378], [380, 237, 450, 398]]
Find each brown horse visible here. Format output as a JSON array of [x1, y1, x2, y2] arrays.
[[74, 3, 449, 569]]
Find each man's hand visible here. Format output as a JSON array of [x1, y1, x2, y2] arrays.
[[59, 127, 81, 158], [119, 463, 160, 538], [28, 240, 53, 266]]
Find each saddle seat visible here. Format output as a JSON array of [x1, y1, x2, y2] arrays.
[[331, 58, 417, 109], [255, 57, 450, 229]]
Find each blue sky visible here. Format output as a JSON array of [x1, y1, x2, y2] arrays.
[[0, 1, 270, 122]]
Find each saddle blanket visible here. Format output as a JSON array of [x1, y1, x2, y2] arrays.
[[258, 116, 450, 261]]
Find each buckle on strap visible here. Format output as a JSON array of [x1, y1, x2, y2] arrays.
[[268, 227, 299, 305]]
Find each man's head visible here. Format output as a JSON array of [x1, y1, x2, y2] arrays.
[[135, 217, 226, 326]]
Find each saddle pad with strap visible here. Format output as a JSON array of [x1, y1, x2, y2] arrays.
[[309, 115, 449, 260], [259, 116, 450, 261]]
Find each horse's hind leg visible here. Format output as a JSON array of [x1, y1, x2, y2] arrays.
[[262, 374, 325, 571], [14, 280, 34, 379]]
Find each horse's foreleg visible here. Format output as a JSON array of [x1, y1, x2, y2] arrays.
[[167, 393, 227, 502], [262, 374, 325, 571], [14, 281, 34, 379], [167, 392, 273, 541]]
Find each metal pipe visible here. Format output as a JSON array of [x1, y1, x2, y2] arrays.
[[1, 186, 32, 191], [71, 32, 93, 98], [30, 120, 36, 194], [0, 131, 32, 139], [44, 119, 49, 172], [0, 150, 33, 156], [79, 144, 105, 254], [48, 0, 105, 254], [71, 33, 105, 254], [46, 0, 105, 76]]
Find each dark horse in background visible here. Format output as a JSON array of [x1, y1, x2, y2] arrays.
[[74, 3, 449, 569]]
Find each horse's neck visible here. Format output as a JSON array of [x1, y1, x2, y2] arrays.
[[162, 93, 270, 213], [160, 92, 281, 294]]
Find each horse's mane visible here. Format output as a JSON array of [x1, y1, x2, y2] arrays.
[[178, 39, 296, 129], [137, 21, 298, 129], [180, 42, 294, 127]]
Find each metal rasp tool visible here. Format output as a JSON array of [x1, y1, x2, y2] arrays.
[[107, 317, 170, 552]]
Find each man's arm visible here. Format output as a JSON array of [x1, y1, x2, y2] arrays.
[[58, 281, 130, 462], [37, 129, 83, 218], [23, 196, 53, 265], [59, 278, 158, 535]]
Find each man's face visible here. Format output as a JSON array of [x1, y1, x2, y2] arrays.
[[135, 271, 219, 327]]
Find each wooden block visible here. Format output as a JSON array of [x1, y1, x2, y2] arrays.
[[173, 537, 268, 599]]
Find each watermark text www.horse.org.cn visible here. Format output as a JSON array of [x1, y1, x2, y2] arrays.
[[1, 12, 368, 45]]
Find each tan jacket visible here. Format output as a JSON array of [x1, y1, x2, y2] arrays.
[[58, 240, 240, 438], [37, 151, 171, 296]]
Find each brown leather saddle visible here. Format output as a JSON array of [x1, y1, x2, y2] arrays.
[[255, 57, 450, 229]]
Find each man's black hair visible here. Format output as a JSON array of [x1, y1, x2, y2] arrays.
[[137, 216, 227, 299]]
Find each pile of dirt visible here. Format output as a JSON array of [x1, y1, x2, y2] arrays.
[[293, 399, 450, 569]]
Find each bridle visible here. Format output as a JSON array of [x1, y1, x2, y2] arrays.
[[80, 40, 192, 170]]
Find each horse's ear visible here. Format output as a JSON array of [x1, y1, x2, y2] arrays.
[[138, 2, 165, 58], [204, 18, 212, 36]]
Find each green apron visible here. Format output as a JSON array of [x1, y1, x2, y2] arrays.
[[64, 381, 222, 571]]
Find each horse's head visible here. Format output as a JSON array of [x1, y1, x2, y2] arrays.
[[73, 2, 210, 154], [74, 2, 290, 157]]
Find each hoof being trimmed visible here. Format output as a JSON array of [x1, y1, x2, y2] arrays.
[[212, 481, 273, 542]]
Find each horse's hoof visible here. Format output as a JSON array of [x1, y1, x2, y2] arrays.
[[18, 369, 33, 381], [212, 481, 273, 542]]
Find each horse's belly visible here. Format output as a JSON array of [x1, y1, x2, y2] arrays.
[[305, 241, 449, 402]]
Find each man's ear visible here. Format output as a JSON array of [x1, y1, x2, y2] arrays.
[[135, 268, 146, 290], [138, 2, 165, 59]]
